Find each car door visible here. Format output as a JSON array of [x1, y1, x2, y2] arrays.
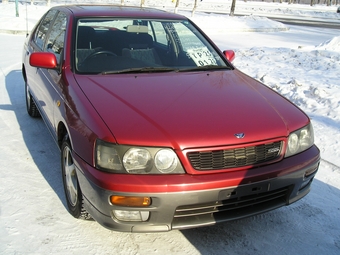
[[28, 10, 67, 138]]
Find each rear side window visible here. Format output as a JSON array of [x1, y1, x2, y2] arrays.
[[33, 10, 57, 50]]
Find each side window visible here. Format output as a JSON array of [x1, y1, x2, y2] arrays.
[[46, 12, 67, 65], [33, 10, 57, 50]]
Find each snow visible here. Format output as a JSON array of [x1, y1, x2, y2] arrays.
[[0, 1, 340, 254]]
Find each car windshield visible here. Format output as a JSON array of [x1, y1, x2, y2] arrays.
[[75, 18, 230, 74]]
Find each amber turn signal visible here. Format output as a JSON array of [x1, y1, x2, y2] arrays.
[[110, 196, 151, 207]]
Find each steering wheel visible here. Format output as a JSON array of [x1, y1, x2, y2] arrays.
[[85, 50, 117, 61]]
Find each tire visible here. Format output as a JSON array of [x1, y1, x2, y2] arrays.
[[25, 82, 40, 118], [61, 136, 92, 220]]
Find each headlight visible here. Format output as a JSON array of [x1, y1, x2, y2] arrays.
[[123, 148, 152, 173], [285, 123, 314, 157], [95, 140, 185, 174], [155, 149, 178, 173], [96, 140, 123, 171]]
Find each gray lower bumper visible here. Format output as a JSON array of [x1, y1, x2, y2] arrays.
[[77, 158, 319, 232]]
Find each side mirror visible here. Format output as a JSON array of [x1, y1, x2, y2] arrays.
[[223, 50, 235, 63], [29, 52, 57, 69]]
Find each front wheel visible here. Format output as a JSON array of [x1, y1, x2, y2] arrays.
[[61, 136, 91, 220]]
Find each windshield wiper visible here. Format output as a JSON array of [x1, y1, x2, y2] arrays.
[[100, 65, 230, 74], [178, 65, 231, 72], [101, 67, 177, 74]]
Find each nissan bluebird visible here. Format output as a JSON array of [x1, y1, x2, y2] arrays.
[[22, 5, 320, 232]]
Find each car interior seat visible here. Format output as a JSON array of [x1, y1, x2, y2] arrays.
[[122, 28, 162, 65]]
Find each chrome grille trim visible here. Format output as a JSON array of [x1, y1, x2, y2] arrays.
[[188, 141, 282, 170]]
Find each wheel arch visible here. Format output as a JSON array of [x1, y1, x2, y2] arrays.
[[57, 121, 69, 149], [22, 64, 27, 83]]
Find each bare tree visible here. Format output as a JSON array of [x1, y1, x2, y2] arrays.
[[192, 0, 198, 17], [174, 0, 180, 13], [230, 0, 236, 16], [15, 0, 19, 17]]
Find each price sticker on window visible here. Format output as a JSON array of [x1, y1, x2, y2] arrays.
[[186, 47, 217, 66]]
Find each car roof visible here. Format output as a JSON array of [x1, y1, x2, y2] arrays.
[[56, 5, 186, 20]]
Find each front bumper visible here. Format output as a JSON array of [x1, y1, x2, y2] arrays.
[[75, 145, 320, 232]]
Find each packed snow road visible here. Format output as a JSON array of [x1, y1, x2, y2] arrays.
[[0, 25, 340, 254]]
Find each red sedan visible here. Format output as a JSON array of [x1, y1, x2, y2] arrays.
[[22, 5, 320, 232]]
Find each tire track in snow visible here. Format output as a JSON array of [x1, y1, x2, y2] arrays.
[[321, 158, 340, 170]]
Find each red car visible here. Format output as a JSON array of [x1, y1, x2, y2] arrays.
[[22, 5, 320, 232]]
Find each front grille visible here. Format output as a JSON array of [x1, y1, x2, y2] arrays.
[[188, 141, 282, 170], [172, 186, 289, 229]]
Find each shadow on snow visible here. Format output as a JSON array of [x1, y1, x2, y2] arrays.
[[4, 69, 67, 209]]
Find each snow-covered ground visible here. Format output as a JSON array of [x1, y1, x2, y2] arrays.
[[0, 1, 340, 254]]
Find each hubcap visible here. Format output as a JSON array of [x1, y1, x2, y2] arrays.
[[63, 145, 78, 207]]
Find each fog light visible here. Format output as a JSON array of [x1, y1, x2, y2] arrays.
[[300, 178, 312, 191], [113, 210, 149, 222], [110, 196, 151, 207]]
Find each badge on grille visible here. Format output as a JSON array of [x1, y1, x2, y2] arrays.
[[234, 133, 245, 139], [267, 147, 280, 154]]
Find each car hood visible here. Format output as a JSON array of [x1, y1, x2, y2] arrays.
[[74, 70, 308, 150]]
